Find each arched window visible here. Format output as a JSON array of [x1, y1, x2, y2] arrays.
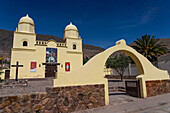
[[73, 44, 76, 50], [23, 41, 28, 46]]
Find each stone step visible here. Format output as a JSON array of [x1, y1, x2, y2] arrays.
[[109, 86, 126, 92], [108, 87, 118, 89], [118, 89, 126, 92]]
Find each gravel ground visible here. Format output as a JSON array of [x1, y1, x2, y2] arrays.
[[0, 79, 53, 97]]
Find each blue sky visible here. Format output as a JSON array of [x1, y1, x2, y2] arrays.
[[0, 0, 170, 48]]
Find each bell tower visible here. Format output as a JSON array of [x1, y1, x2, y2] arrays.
[[64, 22, 82, 53], [13, 14, 36, 49]]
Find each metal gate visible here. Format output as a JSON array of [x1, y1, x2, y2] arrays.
[[125, 80, 141, 98]]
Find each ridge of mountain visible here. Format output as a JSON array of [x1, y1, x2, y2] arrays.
[[0, 29, 105, 58]]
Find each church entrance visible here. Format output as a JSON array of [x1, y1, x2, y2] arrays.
[[45, 63, 57, 78]]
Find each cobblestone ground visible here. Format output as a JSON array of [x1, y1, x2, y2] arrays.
[[0, 79, 53, 97]]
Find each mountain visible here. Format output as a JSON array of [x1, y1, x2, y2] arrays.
[[0, 29, 105, 58]]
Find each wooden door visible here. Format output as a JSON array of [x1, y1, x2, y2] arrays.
[[45, 64, 57, 78], [5, 70, 10, 79]]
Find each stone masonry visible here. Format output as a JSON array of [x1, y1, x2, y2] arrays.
[[0, 84, 105, 113], [146, 79, 170, 97]]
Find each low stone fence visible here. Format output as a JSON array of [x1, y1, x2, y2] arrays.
[[0, 84, 105, 113], [146, 79, 170, 97]]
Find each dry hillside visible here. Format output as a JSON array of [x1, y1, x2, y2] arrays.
[[0, 29, 104, 58]]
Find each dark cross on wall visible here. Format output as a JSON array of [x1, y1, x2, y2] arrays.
[[11, 61, 23, 81]]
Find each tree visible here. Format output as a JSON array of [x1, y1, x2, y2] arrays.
[[0, 56, 8, 68], [106, 54, 130, 82], [131, 35, 168, 62], [83, 57, 89, 65]]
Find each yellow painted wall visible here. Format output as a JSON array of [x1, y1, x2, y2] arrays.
[[10, 46, 46, 79], [13, 32, 36, 49], [54, 39, 170, 105], [104, 68, 113, 75], [0, 69, 6, 79], [10, 31, 83, 80]]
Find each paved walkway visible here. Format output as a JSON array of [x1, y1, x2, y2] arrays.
[[75, 93, 170, 113], [109, 92, 140, 105], [138, 103, 170, 113]]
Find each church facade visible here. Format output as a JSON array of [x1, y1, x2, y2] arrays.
[[9, 14, 83, 79]]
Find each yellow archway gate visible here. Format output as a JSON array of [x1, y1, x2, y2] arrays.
[[53, 39, 169, 105]]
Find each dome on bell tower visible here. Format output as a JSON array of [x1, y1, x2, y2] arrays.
[[19, 14, 34, 25], [17, 14, 35, 34], [65, 22, 78, 31], [64, 22, 79, 39]]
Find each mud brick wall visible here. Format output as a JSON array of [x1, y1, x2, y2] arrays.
[[146, 80, 170, 97], [0, 84, 105, 113]]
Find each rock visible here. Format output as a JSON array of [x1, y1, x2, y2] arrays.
[[33, 104, 44, 111], [57, 98, 63, 106], [72, 97, 79, 106], [30, 94, 36, 99], [5, 106, 12, 113], [0, 109, 4, 113], [0, 101, 10, 109], [22, 104, 32, 113], [46, 87, 52, 94], [78, 93, 84, 99], [42, 98, 49, 105], [21, 95, 30, 102], [46, 98, 54, 110], [80, 104, 87, 110], [60, 106, 68, 113], [11, 103, 21, 113], [100, 84, 104, 88], [90, 97, 97, 104], [44, 110, 50, 113], [70, 90, 77, 98], [40, 93, 47, 100], [84, 98, 90, 104], [41, 98, 49, 105], [63, 97, 69, 106], [52, 87, 61, 92], [50, 92, 57, 98], [64, 86, 72, 91], [8, 96, 17, 102], [100, 89, 105, 96], [92, 92, 100, 97], [69, 104, 76, 112], [54, 97, 59, 104], [34, 99, 41, 104], [0, 97, 2, 104], [87, 103, 93, 109], [87, 92, 92, 97], [53, 104, 59, 113]]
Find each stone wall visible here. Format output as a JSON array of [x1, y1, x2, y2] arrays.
[[0, 84, 105, 113], [146, 80, 170, 97]]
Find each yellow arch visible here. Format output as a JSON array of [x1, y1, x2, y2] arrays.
[[53, 39, 169, 105]]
